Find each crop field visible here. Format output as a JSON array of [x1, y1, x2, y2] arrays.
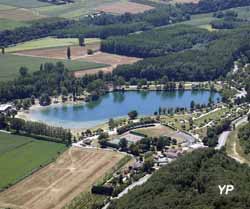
[[0, 54, 108, 81], [74, 52, 140, 77], [35, 0, 127, 19], [0, 147, 124, 209], [0, 8, 45, 21], [0, 0, 130, 20], [11, 43, 101, 60], [80, 52, 141, 66], [96, 1, 154, 14], [6, 37, 100, 53], [0, 132, 67, 190]]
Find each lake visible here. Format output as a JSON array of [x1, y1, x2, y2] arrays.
[[29, 90, 221, 129]]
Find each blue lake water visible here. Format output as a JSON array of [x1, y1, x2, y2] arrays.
[[30, 90, 221, 129]]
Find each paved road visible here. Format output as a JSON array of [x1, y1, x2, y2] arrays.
[[216, 115, 248, 150], [215, 131, 231, 150]]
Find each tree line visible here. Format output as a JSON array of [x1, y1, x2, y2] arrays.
[[9, 117, 72, 145]]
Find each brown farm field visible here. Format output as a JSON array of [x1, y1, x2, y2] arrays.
[[13, 44, 100, 60], [0, 8, 45, 21], [0, 147, 124, 209], [80, 52, 141, 66], [96, 1, 154, 14], [74, 52, 141, 77]]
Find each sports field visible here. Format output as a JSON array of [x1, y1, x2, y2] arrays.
[[0, 132, 67, 190], [0, 54, 108, 81], [0, 147, 124, 209]]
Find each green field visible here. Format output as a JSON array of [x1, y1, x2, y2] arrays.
[[6, 37, 100, 52], [0, 0, 49, 8], [0, 54, 108, 81], [0, 18, 29, 31], [35, 0, 125, 19], [181, 6, 250, 30], [0, 132, 67, 189]]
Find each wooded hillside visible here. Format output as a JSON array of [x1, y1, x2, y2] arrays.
[[109, 149, 250, 209]]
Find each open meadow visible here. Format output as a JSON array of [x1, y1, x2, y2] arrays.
[[0, 54, 108, 81], [0, 147, 124, 209], [0, 132, 67, 190]]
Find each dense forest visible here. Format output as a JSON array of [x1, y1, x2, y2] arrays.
[[239, 122, 250, 154], [109, 149, 250, 209], [113, 27, 250, 81], [1, 0, 250, 47], [101, 25, 218, 58]]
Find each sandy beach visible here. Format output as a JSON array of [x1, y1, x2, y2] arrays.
[[15, 99, 110, 136]]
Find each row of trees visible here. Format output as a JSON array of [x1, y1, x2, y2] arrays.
[[10, 118, 72, 145]]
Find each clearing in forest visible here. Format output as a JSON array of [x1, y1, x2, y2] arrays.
[[0, 147, 124, 209]]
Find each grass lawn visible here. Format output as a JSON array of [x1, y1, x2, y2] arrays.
[[0, 54, 108, 81], [160, 114, 191, 131], [0, 132, 67, 189], [6, 37, 101, 52], [193, 107, 229, 127], [0, 18, 29, 31]]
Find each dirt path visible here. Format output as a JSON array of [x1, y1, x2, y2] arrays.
[[225, 115, 250, 164]]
